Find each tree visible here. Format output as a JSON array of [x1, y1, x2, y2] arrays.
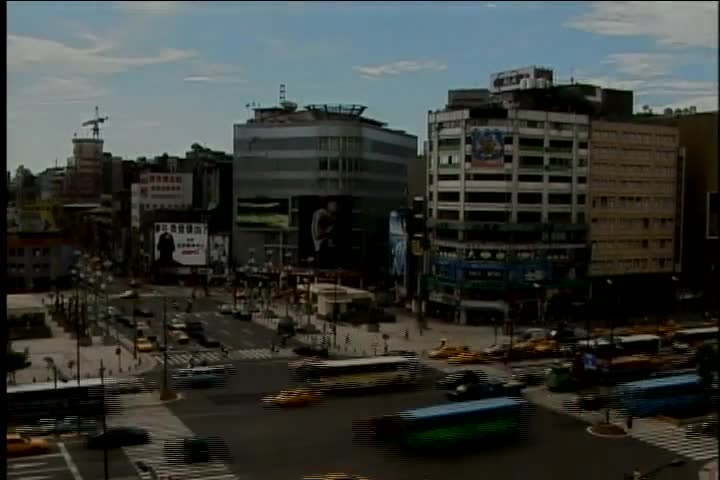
[[7, 347, 31, 385]]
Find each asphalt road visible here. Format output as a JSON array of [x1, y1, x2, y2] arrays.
[[165, 362, 702, 480]]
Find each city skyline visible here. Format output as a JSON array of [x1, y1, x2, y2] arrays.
[[8, 0, 718, 173]]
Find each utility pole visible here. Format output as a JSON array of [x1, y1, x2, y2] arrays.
[[99, 360, 109, 480]]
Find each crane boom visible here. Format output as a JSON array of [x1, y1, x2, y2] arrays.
[[80, 106, 109, 139]]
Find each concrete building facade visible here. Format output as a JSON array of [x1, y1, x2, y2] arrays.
[[426, 101, 591, 325], [131, 172, 193, 228], [233, 103, 417, 275], [63, 138, 103, 200], [588, 120, 682, 278]]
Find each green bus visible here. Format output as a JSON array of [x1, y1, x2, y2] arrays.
[[367, 396, 529, 451]]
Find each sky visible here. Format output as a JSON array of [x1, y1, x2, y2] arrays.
[[7, 1, 719, 174]]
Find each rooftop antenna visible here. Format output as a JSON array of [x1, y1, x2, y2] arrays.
[[280, 84, 286, 103], [81, 106, 109, 139]]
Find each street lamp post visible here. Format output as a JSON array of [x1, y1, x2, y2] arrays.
[[605, 278, 615, 424]]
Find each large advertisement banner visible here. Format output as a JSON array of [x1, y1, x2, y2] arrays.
[[297, 195, 352, 269], [208, 235, 230, 275], [389, 209, 409, 280], [470, 128, 505, 168], [236, 198, 289, 229], [154, 222, 208, 267]]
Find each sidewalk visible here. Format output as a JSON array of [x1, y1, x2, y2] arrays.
[[699, 460, 718, 480], [260, 302, 512, 359], [9, 309, 157, 386]]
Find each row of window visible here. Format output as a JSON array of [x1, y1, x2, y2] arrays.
[[591, 257, 672, 272], [592, 196, 675, 210], [435, 119, 589, 133], [8, 248, 50, 257], [431, 173, 588, 184], [141, 175, 183, 184], [593, 131, 676, 146], [141, 203, 189, 211], [591, 162, 676, 178], [590, 217, 674, 230], [437, 136, 588, 151], [318, 136, 363, 152], [432, 192, 585, 205], [434, 209, 582, 224], [592, 239, 672, 252], [592, 148, 676, 162], [154, 223, 206, 234]]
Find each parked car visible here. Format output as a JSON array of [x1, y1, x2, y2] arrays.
[[172, 370, 225, 389], [171, 330, 190, 345], [116, 315, 134, 327], [435, 369, 488, 390], [119, 289, 139, 300], [219, 304, 234, 315], [186, 321, 205, 338], [7, 433, 50, 457], [428, 345, 469, 359], [446, 380, 524, 402], [261, 388, 323, 407], [86, 427, 150, 449], [135, 337, 155, 353], [234, 311, 253, 322], [198, 335, 221, 348]]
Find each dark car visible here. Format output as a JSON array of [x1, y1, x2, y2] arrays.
[[293, 345, 330, 358], [446, 380, 524, 402], [163, 435, 231, 464], [116, 315, 134, 327], [186, 321, 205, 339], [172, 371, 225, 389], [133, 308, 154, 318], [435, 370, 488, 390], [86, 427, 150, 449], [234, 311, 252, 321], [277, 318, 296, 336], [198, 336, 221, 348]]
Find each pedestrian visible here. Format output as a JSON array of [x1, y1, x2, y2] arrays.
[[404, 328, 409, 341]]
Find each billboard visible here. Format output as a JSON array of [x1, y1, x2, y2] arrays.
[[297, 195, 352, 269], [707, 192, 719, 240], [389, 209, 409, 281], [208, 235, 230, 275], [490, 66, 554, 93], [470, 128, 505, 168], [153, 222, 208, 267], [236, 197, 289, 229]]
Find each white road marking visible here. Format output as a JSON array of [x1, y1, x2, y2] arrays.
[[8, 453, 63, 462], [8, 461, 50, 469], [9, 475, 53, 480], [9, 466, 71, 475], [58, 441, 83, 480]]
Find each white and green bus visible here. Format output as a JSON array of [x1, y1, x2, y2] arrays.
[[295, 356, 421, 391]]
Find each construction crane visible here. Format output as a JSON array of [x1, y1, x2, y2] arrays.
[[81, 106, 109, 139]]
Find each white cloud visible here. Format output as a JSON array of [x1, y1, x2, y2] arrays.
[[353, 59, 447, 79], [20, 77, 108, 105], [182, 63, 246, 84], [8, 33, 197, 76], [485, 3, 497, 8], [603, 53, 680, 77], [566, 1, 718, 49]]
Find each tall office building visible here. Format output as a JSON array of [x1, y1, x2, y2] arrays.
[[233, 99, 417, 276]]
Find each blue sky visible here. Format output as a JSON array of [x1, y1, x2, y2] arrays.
[[7, 1, 718, 173]]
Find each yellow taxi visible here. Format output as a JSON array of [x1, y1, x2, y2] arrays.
[[428, 345, 469, 359], [171, 330, 190, 345], [135, 337, 155, 353], [7, 433, 51, 458], [303, 474, 370, 480], [261, 388, 323, 408], [447, 351, 488, 365]]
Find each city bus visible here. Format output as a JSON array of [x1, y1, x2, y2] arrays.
[[673, 327, 719, 348], [7, 378, 118, 426], [364, 396, 529, 451], [616, 373, 716, 417], [294, 356, 421, 391]]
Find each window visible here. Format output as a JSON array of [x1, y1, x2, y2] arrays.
[[319, 157, 328, 170], [549, 139, 573, 150], [578, 141, 588, 149], [577, 212, 586, 223], [517, 193, 542, 204], [469, 174, 511, 181], [438, 192, 460, 202], [549, 157, 570, 169], [642, 240, 649, 249], [504, 136, 514, 145], [518, 174, 543, 183], [438, 138, 461, 148], [519, 156, 544, 168], [329, 158, 339, 171], [465, 211, 508, 222], [436, 209, 460, 221], [577, 194, 586, 205], [465, 192, 511, 203], [577, 176, 587, 184], [518, 137, 544, 149], [549, 194, 572, 205], [42, 248, 50, 256], [526, 120, 543, 129], [9, 248, 15, 257], [437, 174, 459, 181], [504, 155, 513, 164], [34, 249, 41, 257], [518, 211, 542, 223], [549, 175, 571, 183]]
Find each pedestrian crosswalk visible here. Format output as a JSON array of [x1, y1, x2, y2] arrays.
[[524, 388, 718, 462], [152, 348, 296, 367], [110, 395, 239, 480], [623, 417, 719, 462]]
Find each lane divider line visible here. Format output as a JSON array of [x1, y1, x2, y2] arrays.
[[58, 441, 83, 480]]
